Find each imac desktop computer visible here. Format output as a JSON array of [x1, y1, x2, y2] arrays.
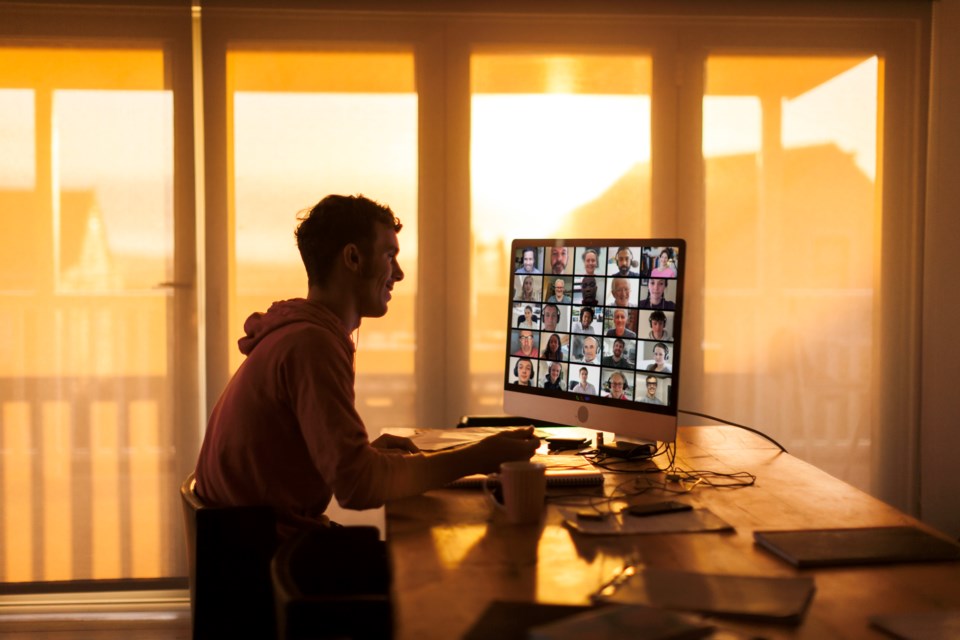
[[503, 239, 685, 447]]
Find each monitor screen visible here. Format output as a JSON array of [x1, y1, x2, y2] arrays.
[[503, 240, 685, 443]]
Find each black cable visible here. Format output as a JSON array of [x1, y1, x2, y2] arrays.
[[678, 409, 788, 453]]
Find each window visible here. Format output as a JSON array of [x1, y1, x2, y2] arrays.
[[702, 55, 881, 489], [468, 52, 653, 414], [0, 45, 181, 581], [225, 49, 419, 427]]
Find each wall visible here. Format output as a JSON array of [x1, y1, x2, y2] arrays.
[[921, 0, 960, 538]]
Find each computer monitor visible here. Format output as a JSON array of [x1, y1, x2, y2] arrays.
[[503, 239, 685, 444]]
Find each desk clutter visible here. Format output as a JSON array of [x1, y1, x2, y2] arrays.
[[389, 426, 960, 639]]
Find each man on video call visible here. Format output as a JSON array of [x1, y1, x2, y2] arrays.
[[194, 195, 538, 538]]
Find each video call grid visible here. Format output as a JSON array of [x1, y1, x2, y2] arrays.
[[507, 244, 681, 405]]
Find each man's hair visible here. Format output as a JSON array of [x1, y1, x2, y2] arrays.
[[543, 303, 560, 316], [649, 310, 667, 325], [580, 307, 594, 321], [646, 376, 658, 385], [295, 194, 402, 287], [614, 338, 625, 347]]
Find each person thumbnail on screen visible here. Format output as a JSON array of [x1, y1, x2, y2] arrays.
[[644, 309, 673, 341], [608, 277, 638, 308], [570, 365, 599, 395], [649, 246, 678, 278], [574, 275, 604, 306], [513, 302, 540, 329], [511, 329, 540, 358], [605, 307, 637, 338], [574, 246, 605, 276], [601, 370, 634, 401], [510, 356, 537, 387], [638, 278, 676, 310], [639, 374, 669, 405], [541, 361, 567, 391], [608, 246, 642, 277], [640, 341, 672, 373], [572, 306, 599, 334], [514, 246, 543, 274], [514, 274, 542, 302], [544, 276, 572, 304], [548, 245, 572, 275], [540, 303, 569, 333], [571, 335, 601, 366], [601, 336, 635, 369], [539, 332, 569, 361]]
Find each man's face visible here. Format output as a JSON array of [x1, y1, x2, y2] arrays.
[[616, 249, 632, 274], [581, 310, 593, 328], [358, 225, 404, 319], [583, 251, 597, 275], [522, 250, 536, 272], [518, 331, 535, 354], [614, 310, 627, 332], [651, 319, 665, 336], [580, 369, 588, 383], [554, 279, 565, 298], [613, 340, 624, 357], [517, 360, 532, 383], [551, 247, 568, 274], [647, 279, 666, 303], [542, 306, 559, 331], [583, 338, 597, 362], [580, 277, 597, 301], [612, 279, 631, 306], [646, 378, 658, 397]]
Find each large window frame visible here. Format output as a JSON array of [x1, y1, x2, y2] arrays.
[[202, 3, 928, 512], [0, 0, 938, 591]]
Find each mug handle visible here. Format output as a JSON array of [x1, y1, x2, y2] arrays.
[[482, 472, 505, 512]]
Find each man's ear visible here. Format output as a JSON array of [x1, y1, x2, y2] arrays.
[[343, 242, 362, 274]]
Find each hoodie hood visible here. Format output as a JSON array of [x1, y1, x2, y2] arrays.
[[238, 298, 352, 356]]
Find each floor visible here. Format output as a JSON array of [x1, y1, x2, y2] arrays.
[[0, 589, 191, 639]]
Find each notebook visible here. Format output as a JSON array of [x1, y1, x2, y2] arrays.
[[753, 526, 960, 568]]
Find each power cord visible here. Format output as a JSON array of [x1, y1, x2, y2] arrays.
[[679, 409, 788, 453]]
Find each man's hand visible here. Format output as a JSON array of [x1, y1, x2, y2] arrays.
[[371, 433, 421, 454], [477, 427, 540, 470]]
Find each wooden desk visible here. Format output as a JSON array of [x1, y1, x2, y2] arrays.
[[386, 426, 960, 639]]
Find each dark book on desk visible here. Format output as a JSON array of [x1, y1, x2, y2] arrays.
[[753, 526, 960, 568], [529, 604, 713, 640], [595, 568, 816, 625], [447, 467, 603, 489], [462, 601, 595, 640]]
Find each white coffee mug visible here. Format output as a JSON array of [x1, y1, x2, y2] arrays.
[[483, 460, 547, 524]]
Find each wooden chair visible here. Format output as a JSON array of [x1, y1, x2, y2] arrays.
[[180, 472, 279, 640], [271, 525, 393, 640]]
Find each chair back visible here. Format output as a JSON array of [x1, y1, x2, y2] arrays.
[[271, 525, 393, 640], [180, 472, 279, 640]]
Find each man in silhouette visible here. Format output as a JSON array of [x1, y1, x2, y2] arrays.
[[195, 195, 538, 538]]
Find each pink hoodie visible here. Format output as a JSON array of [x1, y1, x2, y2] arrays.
[[195, 298, 428, 536]]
